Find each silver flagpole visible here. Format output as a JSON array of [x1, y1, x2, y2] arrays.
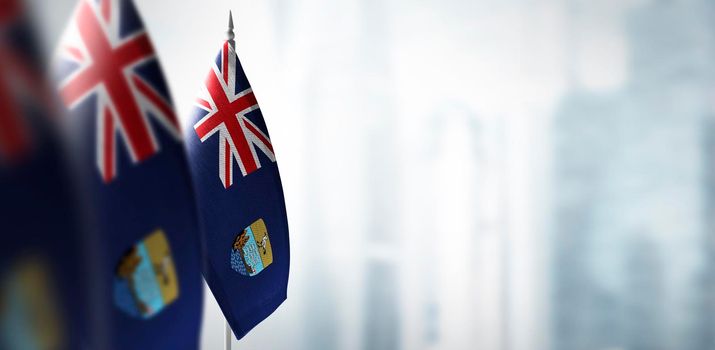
[[224, 11, 236, 350], [225, 321, 233, 350], [227, 10, 236, 50]]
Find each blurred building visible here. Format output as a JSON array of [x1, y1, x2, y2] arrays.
[[359, 1, 401, 350], [551, 0, 715, 349]]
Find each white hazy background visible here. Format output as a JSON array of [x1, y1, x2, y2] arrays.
[[27, 0, 715, 349]]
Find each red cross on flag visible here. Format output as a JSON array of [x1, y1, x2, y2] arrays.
[[0, 0, 53, 164], [193, 41, 276, 189], [56, 0, 180, 182]]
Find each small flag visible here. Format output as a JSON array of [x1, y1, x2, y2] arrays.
[[0, 0, 86, 348], [53, 0, 203, 348], [183, 12, 290, 340]]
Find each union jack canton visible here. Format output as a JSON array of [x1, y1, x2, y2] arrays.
[[0, 0, 30, 163], [56, 0, 180, 182], [0, 0, 53, 164], [193, 41, 276, 189]]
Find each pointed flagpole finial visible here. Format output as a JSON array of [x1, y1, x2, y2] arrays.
[[227, 11, 236, 49]]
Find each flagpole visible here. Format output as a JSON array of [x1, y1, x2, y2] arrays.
[[224, 10, 236, 350], [227, 10, 236, 50], [225, 321, 233, 350]]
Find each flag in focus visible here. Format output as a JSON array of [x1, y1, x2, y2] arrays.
[[53, 0, 203, 348], [183, 12, 290, 340], [0, 0, 87, 349]]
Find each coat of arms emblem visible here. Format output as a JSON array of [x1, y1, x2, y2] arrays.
[[114, 230, 179, 318], [230, 219, 273, 276]]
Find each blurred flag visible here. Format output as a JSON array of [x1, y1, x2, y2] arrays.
[[0, 0, 37, 164], [183, 13, 290, 340], [53, 0, 203, 348], [0, 0, 87, 348]]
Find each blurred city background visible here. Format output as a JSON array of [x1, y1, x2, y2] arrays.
[[14, 0, 715, 349]]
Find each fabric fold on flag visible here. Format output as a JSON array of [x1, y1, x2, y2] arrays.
[[183, 38, 290, 340], [52, 0, 204, 349]]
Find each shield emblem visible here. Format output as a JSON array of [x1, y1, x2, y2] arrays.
[[230, 219, 273, 276], [0, 258, 64, 350], [113, 229, 179, 318]]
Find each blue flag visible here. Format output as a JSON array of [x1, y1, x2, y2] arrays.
[[183, 32, 290, 339], [53, 0, 203, 348], [0, 0, 86, 348]]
